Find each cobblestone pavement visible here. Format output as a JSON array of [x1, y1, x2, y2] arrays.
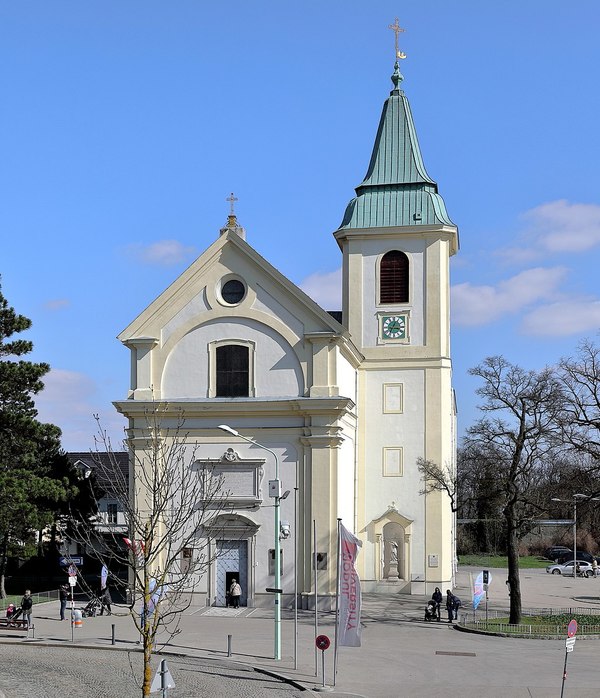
[[0, 645, 305, 698]]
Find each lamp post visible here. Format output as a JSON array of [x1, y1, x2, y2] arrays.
[[551, 494, 593, 577], [218, 424, 282, 661]]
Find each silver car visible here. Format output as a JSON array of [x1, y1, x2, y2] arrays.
[[546, 560, 595, 577]]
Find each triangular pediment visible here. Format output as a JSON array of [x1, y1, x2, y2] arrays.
[[118, 230, 347, 345]]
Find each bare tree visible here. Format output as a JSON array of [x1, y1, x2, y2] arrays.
[[72, 405, 227, 698], [464, 356, 563, 624], [417, 458, 458, 512], [559, 339, 600, 469]]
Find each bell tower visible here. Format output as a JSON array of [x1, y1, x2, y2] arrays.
[[334, 23, 459, 592]]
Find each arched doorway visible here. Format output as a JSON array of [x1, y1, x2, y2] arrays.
[[204, 513, 260, 607]]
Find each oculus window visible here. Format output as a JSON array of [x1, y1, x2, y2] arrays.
[[380, 250, 409, 304], [221, 279, 246, 305]]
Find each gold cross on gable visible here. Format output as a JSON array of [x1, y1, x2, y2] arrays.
[[388, 18, 406, 60], [226, 192, 238, 215]]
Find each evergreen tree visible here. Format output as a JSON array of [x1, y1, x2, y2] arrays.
[[0, 283, 71, 596]]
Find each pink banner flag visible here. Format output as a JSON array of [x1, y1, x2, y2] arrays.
[[338, 524, 362, 647]]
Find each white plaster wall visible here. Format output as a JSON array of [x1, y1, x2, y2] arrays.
[[361, 368, 425, 578], [162, 288, 210, 346], [359, 238, 425, 348], [161, 318, 305, 398], [363, 369, 425, 513], [251, 284, 306, 339], [336, 348, 357, 402], [337, 433, 355, 530]]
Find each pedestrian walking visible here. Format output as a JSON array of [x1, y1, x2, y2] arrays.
[[592, 558, 598, 577], [229, 579, 242, 609], [21, 590, 33, 629], [445, 589, 455, 623], [432, 587, 443, 621], [99, 586, 112, 616], [59, 583, 69, 621]]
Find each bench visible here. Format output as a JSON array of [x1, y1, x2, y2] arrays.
[[0, 618, 28, 631]]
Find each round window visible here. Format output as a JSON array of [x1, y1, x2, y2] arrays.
[[221, 279, 246, 304]]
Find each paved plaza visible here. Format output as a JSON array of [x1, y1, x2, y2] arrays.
[[1, 566, 599, 697]]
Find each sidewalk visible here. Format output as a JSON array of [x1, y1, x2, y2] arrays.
[[3, 566, 600, 698]]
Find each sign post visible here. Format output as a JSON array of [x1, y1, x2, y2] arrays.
[[483, 570, 489, 622], [315, 635, 332, 692], [68, 575, 77, 643], [560, 619, 578, 698]]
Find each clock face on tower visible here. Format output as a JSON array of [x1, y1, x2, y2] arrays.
[[381, 314, 408, 340]]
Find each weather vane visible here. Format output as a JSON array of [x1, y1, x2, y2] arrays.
[[388, 18, 406, 60], [226, 192, 238, 216]]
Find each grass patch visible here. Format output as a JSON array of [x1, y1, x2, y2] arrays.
[[468, 613, 600, 635], [0, 595, 22, 611], [459, 554, 549, 569]]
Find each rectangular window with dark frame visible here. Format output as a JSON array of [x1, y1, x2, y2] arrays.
[[107, 502, 118, 524], [216, 344, 250, 397]]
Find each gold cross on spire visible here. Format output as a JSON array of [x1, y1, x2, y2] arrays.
[[388, 18, 406, 60], [226, 192, 238, 216]]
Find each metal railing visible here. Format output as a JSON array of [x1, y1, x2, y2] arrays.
[[459, 607, 600, 635]]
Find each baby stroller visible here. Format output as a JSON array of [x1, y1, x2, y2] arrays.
[[424, 599, 438, 622], [82, 596, 101, 617]]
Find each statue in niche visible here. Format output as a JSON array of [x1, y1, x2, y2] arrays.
[[383, 539, 402, 579]]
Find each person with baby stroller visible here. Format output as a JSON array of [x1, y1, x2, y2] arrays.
[[424, 598, 438, 621]]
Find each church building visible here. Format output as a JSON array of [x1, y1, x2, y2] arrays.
[[115, 41, 459, 608]]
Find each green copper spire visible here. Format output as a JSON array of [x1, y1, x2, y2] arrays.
[[338, 60, 454, 230]]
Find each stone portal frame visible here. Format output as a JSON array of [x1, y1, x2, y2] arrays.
[[371, 507, 413, 583], [203, 513, 260, 607]]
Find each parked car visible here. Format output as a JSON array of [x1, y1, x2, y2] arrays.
[[544, 546, 572, 561], [556, 550, 594, 565], [546, 560, 595, 577]]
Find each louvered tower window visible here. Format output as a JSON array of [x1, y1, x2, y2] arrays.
[[380, 251, 409, 303], [216, 345, 249, 397]]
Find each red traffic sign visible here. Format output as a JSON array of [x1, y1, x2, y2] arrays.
[[315, 634, 331, 651], [567, 619, 578, 637]]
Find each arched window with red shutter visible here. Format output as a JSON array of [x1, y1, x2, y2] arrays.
[[380, 251, 409, 304]]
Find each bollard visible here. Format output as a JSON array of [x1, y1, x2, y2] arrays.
[[111, 623, 116, 645], [31, 624, 35, 639], [227, 634, 232, 657]]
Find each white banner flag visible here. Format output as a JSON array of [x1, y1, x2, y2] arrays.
[[338, 524, 362, 647]]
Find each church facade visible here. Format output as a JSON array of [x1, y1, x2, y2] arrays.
[[115, 56, 458, 608]]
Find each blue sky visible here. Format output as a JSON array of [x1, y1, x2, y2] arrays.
[[2, 1, 599, 450]]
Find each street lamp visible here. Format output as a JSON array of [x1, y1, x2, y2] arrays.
[[551, 494, 595, 577], [218, 424, 282, 661]]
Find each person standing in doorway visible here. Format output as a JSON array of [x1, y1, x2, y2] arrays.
[[229, 579, 242, 609], [21, 590, 33, 629]]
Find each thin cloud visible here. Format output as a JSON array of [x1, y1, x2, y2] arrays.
[[498, 200, 600, 263], [522, 299, 600, 337], [452, 267, 567, 327], [127, 239, 197, 267], [299, 268, 342, 309], [35, 368, 126, 451], [44, 298, 70, 311]]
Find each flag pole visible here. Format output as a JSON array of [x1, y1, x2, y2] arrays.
[[313, 519, 318, 677], [333, 518, 342, 686]]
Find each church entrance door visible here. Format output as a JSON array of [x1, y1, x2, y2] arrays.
[[216, 540, 248, 606]]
